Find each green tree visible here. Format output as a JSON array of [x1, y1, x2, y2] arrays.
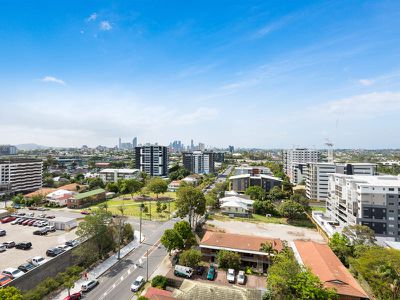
[[160, 229, 184, 253], [253, 200, 277, 216], [156, 201, 162, 214], [279, 200, 305, 220], [0, 286, 22, 300], [343, 224, 376, 245], [245, 186, 266, 200], [137, 297, 149, 300], [173, 220, 196, 248], [291, 270, 337, 300], [151, 275, 168, 289], [106, 182, 119, 193], [146, 177, 168, 200], [217, 250, 241, 270], [176, 186, 206, 228], [179, 249, 202, 268], [87, 177, 105, 190], [122, 223, 134, 243], [328, 233, 353, 266], [268, 186, 286, 201], [260, 241, 277, 266]]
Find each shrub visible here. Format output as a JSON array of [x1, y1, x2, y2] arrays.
[[179, 249, 202, 268], [217, 250, 241, 270], [151, 275, 168, 290]]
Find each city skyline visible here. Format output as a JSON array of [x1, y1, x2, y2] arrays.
[[1, 1, 400, 148]]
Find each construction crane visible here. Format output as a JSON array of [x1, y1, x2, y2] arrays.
[[325, 138, 334, 163]]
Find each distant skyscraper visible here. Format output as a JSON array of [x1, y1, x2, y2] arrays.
[[132, 137, 137, 148], [228, 145, 234, 153], [118, 138, 122, 149], [198, 143, 205, 151], [190, 139, 194, 151], [0, 145, 17, 156]]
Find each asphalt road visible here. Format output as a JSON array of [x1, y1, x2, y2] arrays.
[[84, 218, 179, 300]]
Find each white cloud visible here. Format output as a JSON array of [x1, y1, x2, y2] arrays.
[[253, 14, 297, 39], [40, 76, 66, 85], [87, 13, 97, 22], [100, 21, 112, 31], [358, 79, 374, 86]]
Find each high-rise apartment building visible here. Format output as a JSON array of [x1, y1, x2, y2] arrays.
[[135, 145, 169, 177], [182, 151, 214, 174], [306, 162, 376, 201], [283, 148, 320, 184], [327, 174, 400, 240], [132, 137, 138, 148], [0, 159, 43, 195], [0, 145, 17, 156]]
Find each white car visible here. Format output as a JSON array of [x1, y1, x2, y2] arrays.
[[2, 268, 24, 279], [237, 270, 245, 285], [81, 279, 98, 292], [11, 218, 22, 225], [0, 244, 6, 252], [57, 244, 71, 251], [130, 276, 145, 292], [31, 256, 47, 267], [227, 268, 235, 283]]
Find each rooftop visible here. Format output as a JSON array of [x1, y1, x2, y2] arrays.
[[294, 240, 368, 299], [73, 188, 106, 200], [100, 168, 140, 174], [0, 159, 42, 164], [333, 174, 400, 187]]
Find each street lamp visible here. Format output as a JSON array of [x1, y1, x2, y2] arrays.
[[139, 202, 144, 244]]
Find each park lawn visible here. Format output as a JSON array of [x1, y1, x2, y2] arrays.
[[209, 213, 315, 228], [310, 205, 326, 212], [115, 191, 177, 201]]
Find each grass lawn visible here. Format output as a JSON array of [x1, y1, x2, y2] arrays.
[[209, 213, 315, 228], [86, 191, 177, 221], [310, 205, 326, 212]]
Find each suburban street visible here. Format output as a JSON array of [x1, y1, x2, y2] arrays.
[[84, 217, 179, 300]]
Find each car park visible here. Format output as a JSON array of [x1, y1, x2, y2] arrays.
[[0, 229, 6, 236], [0, 274, 12, 286], [31, 256, 47, 266], [237, 270, 245, 285], [3, 241, 15, 248], [46, 247, 64, 257], [2, 267, 24, 279], [130, 275, 145, 292], [0, 244, 6, 252], [207, 265, 216, 280], [16, 242, 32, 250], [174, 265, 193, 278], [63, 292, 82, 300], [81, 279, 99, 292], [227, 269, 235, 283], [18, 262, 36, 273]]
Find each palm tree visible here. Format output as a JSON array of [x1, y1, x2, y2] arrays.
[[260, 241, 277, 267]]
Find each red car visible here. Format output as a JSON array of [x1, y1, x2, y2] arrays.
[[22, 219, 30, 226], [28, 220, 36, 226], [63, 292, 82, 300], [1, 216, 16, 223]]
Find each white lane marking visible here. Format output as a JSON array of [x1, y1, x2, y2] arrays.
[[128, 269, 131, 274], [112, 283, 116, 288], [120, 275, 124, 281]]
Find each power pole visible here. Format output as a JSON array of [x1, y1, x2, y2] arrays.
[[139, 202, 143, 243], [146, 249, 149, 281], [117, 217, 123, 260]]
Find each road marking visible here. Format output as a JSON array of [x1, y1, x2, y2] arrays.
[[112, 283, 116, 288], [128, 269, 131, 274], [120, 275, 124, 281]]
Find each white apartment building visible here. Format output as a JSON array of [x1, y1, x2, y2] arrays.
[[306, 162, 376, 201], [99, 168, 140, 182], [326, 174, 400, 240], [0, 159, 43, 195], [234, 165, 273, 176], [135, 145, 169, 177], [283, 148, 320, 184]]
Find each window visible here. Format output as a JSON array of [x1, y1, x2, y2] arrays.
[[389, 188, 394, 191]]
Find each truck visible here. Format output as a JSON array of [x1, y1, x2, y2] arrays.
[[174, 265, 193, 278]]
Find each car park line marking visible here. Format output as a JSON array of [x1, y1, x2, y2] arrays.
[[112, 283, 116, 288], [120, 275, 124, 281], [128, 269, 131, 274]]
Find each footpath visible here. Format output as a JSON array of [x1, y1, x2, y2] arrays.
[[53, 231, 144, 300]]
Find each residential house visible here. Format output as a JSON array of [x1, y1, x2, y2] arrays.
[[219, 195, 254, 217], [67, 188, 106, 208]]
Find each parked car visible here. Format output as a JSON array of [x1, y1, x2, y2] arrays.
[[237, 270, 246, 285], [130, 275, 145, 292], [227, 269, 235, 283], [45, 225, 56, 232], [33, 220, 42, 227], [0, 229, 6, 236], [46, 215, 56, 219], [11, 218, 22, 225], [66, 240, 79, 248], [22, 219, 30, 225], [80, 211, 90, 215], [207, 265, 216, 280], [15, 242, 32, 250], [37, 207, 47, 211], [17, 218, 26, 224], [31, 256, 47, 266], [174, 265, 193, 278], [17, 212, 25, 216], [37, 214, 46, 218], [0, 274, 12, 286], [33, 228, 48, 235], [2, 267, 24, 279], [28, 207, 37, 211], [46, 247, 64, 257], [3, 241, 15, 248], [28, 219, 36, 226], [1, 216, 16, 223], [196, 266, 205, 275], [63, 292, 82, 300], [18, 262, 36, 273], [81, 279, 98, 292], [27, 212, 35, 216], [0, 244, 6, 252], [58, 244, 71, 251]]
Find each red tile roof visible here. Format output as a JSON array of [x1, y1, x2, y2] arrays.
[[200, 231, 283, 253], [145, 287, 175, 300], [294, 241, 369, 299]]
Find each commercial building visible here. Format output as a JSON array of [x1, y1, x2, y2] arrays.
[[229, 174, 282, 193], [306, 162, 376, 201], [234, 165, 272, 176], [283, 148, 320, 184], [46, 189, 76, 207], [293, 241, 369, 300], [0, 145, 17, 156], [99, 168, 140, 182], [135, 145, 169, 177], [200, 231, 283, 272], [0, 159, 43, 195], [182, 151, 214, 174], [67, 188, 106, 208], [213, 152, 225, 163], [326, 174, 400, 240]]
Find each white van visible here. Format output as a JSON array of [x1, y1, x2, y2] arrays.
[[174, 265, 193, 278]]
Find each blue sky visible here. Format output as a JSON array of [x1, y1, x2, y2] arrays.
[[1, 1, 400, 148]]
